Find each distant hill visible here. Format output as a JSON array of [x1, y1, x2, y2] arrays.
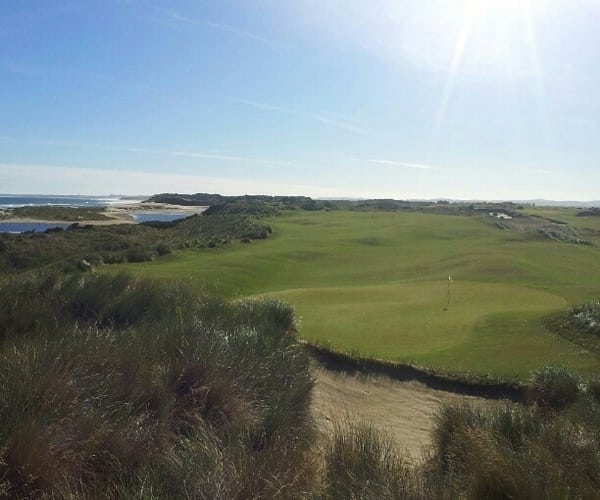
[[144, 193, 322, 215], [520, 199, 600, 208], [418, 199, 600, 208], [144, 193, 227, 206], [145, 193, 600, 210]]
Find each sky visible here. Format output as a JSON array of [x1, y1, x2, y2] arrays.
[[1, 0, 599, 200]]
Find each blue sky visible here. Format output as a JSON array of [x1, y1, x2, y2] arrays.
[[1, 0, 599, 199]]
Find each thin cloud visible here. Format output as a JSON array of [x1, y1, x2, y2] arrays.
[[0, 136, 293, 167], [0, 163, 363, 199], [232, 98, 368, 135], [148, 5, 294, 51], [347, 158, 437, 170]]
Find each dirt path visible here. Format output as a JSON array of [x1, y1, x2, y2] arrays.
[[311, 365, 501, 461]]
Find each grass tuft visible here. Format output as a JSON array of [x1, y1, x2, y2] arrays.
[[0, 272, 315, 498], [321, 419, 412, 499]]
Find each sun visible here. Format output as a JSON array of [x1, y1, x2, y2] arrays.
[[471, 0, 529, 12], [432, 0, 545, 142], [458, 0, 545, 85]]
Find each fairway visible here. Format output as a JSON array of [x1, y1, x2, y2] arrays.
[[122, 210, 600, 379]]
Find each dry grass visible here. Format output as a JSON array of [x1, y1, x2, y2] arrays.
[[0, 272, 315, 498], [1, 272, 598, 498]]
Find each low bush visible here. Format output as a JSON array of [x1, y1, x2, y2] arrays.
[[0, 211, 274, 273], [154, 241, 171, 256], [546, 302, 600, 354], [125, 247, 153, 263], [321, 420, 412, 499], [427, 395, 600, 499], [527, 365, 582, 409], [571, 301, 600, 336]]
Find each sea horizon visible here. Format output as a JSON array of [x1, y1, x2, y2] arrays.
[[0, 194, 147, 209]]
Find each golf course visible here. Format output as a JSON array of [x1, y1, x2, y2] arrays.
[[121, 209, 600, 380]]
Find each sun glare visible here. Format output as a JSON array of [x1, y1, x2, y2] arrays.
[[471, 0, 529, 12], [431, 0, 546, 145]]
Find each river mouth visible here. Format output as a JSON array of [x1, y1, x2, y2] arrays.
[[130, 212, 190, 223]]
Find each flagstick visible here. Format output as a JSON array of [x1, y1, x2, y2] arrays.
[[445, 276, 452, 310]]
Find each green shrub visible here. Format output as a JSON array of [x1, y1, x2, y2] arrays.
[[154, 242, 171, 256], [527, 365, 583, 409], [102, 253, 125, 264], [233, 297, 297, 333], [571, 301, 600, 336], [241, 227, 269, 240], [126, 247, 153, 263], [487, 405, 542, 449]]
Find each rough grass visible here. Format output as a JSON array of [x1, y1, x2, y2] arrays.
[[0, 212, 271, 272], [121, 210, 600, 380], [0, 206, 113, 222], [1, 272, 598, 498], [315, 368, 600, 499], [320, 420, 413, 499], [0, 272, 315, 498], [521, 206, 600, 245], [428, 388, 600, 499], [545, 300, 600, 356]]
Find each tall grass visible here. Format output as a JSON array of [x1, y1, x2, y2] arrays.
[[1, 272, 598, 498], [0, 272, 315, 498], [320, 420, 413, 499], [428, 376, 600, 499]]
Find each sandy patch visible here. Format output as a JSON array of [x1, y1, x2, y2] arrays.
[[311, 365, 503, 462], [0, 203, 207, 226]]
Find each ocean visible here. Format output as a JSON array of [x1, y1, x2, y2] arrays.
[[0, 195, 144, 208], [131, 213, 190, 223], [0, 194, 191, 233]]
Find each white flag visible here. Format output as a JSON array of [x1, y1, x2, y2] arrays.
[[448, 276, 452, 281]]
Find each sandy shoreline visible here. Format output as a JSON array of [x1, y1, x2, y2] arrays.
[[0, 203, 208, 226]]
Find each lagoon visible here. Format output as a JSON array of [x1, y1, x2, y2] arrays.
[[0, 195, 143, 208], [131, 213, 190, 223]]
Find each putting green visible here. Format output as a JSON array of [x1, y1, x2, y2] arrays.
[[121, 210, 600, 379], [271, 281, 595, 378]]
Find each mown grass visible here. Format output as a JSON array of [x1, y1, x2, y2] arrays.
[[121, 210, 600, 379]]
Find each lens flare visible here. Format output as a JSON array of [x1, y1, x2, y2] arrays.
[[431, 0, 546, 148]]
